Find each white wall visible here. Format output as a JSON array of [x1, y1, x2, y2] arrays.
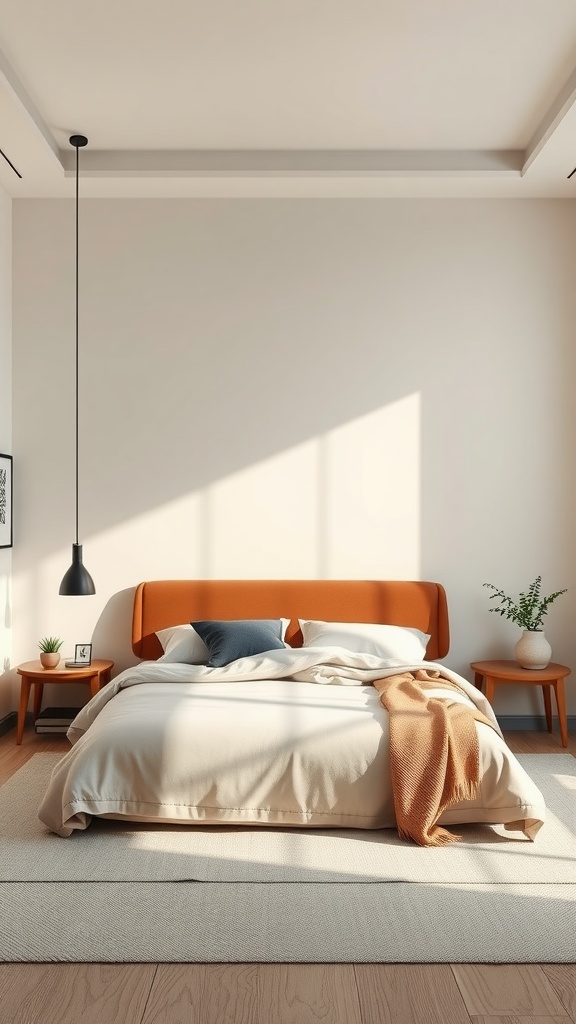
[[0, 185, 12, 718], [11, 198, 576, 716]]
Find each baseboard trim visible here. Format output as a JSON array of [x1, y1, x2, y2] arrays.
[[0, 711, 36, 737], [498, 714, 576, 732], [0, 711, 17, 737]]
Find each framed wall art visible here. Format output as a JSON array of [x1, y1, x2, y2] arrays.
[[0, 454, 12, 549]]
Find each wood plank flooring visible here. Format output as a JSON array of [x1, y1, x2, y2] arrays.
[[1, 726, 574, 1024]]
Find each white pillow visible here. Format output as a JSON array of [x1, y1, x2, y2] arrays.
[[299, 620, 430, 663], [156, 624, 210, 664], [156, 618, 291, 664]]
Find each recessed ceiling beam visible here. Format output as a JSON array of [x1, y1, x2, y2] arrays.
[[522, 64, 576, 175], [61, 148, 522, 178], [0, 46, 62, 170]]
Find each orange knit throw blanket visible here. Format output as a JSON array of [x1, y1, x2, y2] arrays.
[[374, 669, 498, 847]]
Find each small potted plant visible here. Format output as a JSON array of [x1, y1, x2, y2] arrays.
[[483, 576, 567, 669], [38, 636, 64, 669]]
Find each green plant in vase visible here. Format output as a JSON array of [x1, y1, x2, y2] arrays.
[[483, 576, 567, 669]]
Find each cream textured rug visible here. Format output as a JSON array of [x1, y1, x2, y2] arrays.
[[0, 753, 574, 963], [1, 753, 575, 884]]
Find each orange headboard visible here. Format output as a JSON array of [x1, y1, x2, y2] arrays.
[[132, 579, 449, 661]]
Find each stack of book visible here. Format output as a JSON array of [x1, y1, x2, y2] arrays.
[[34, 707, 82, 734]]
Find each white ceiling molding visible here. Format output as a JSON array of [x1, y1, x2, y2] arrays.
[[60, 148, 523, 179], [0, 45, 62, 170], [522, 64, 576, 176]]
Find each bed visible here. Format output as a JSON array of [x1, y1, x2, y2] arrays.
[[38, 579, 546, 842]]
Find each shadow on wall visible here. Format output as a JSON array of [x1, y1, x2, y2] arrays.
[[91, 587, 138, 674], [0, 566, 13, 715]]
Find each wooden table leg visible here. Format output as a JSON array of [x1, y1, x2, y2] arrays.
[[17, 676, 32, 744], [89, 674, 100, 698], [542, 684, 553, 733], [33, 682, 44, 720], [474, 671, 484, 690], [484, 677, 495, 707], [552, 678, 568, 748]]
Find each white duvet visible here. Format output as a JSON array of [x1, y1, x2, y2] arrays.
[[38, 648, 546, 838]]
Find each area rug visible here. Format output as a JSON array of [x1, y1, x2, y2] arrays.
[[1, 753, 574, 884], [0, 753, 574, 963]]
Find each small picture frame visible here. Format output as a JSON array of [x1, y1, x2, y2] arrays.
[[74, 643, 92, 666], [0, 453, 13, 549]]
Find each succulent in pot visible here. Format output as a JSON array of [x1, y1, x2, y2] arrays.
[[38, 636, 64, 669]]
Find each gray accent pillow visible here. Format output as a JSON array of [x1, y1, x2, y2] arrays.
[[191, 619, 287, 667]]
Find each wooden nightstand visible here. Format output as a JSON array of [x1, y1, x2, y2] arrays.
[[470, 659, 571, 748], [16, 659, 114, 745]]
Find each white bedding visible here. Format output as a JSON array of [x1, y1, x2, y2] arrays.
[[37, 648, 546, 838]]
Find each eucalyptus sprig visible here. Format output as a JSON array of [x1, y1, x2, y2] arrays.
[[483, 576, 567, 632]]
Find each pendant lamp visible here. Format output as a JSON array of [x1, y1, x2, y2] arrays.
[[59, 134, 95, 596]]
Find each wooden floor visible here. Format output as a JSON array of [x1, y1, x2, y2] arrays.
[[0, 727, 574, 1024]]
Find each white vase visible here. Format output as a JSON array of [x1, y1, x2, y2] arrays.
[[514, 630, 552, 670]]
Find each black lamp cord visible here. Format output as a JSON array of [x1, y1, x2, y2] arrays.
[[74, 141, 80, 547]]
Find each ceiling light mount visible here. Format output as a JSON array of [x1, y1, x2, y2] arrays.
[[59, 133, 95, 596]]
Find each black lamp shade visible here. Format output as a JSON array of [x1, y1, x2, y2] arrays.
[[59, 543, 95, 596]]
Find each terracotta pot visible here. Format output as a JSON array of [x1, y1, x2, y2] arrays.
[[514, 630, 552, 670], [40, 652, 60, 669]]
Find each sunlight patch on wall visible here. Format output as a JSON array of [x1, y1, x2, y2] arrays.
[[41, 394, 421, 596], [207, 439, 320, 577], [29, 394, 421, 662], [322, 393, 421, 578], [207, 393, 421, 579]]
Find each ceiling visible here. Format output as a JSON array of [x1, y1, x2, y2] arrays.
[[2, 0, 576, 199]]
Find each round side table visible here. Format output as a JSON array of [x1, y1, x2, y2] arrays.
[[470, 659, 571, 748], [16, 659, 114, 745]]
